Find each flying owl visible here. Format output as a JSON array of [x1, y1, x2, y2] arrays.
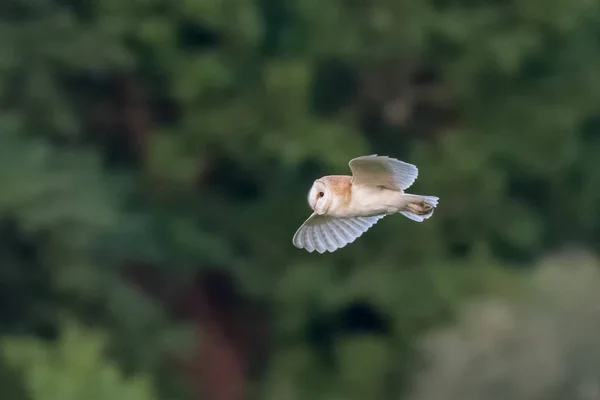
[[292, 155, 439, 253]]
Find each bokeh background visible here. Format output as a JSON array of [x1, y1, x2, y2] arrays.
[[2, 0, 600, 399]]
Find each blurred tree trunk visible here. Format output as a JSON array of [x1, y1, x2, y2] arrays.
[[124, 266, 268, 400]]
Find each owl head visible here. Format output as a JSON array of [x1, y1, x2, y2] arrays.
[[307, 179, 331, 215]]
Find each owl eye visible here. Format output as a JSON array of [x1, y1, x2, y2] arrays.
[[318, 192, 324, 198]]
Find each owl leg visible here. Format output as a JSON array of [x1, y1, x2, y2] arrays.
[[399, 194, 439, 222], [406, 201, 433, 215]]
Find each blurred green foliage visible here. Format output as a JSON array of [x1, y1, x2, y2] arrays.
[[2, 319, 157, 400], [1, 0, 600, 398]]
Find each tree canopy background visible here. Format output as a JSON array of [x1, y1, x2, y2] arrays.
[[1, 0, 600, 399]]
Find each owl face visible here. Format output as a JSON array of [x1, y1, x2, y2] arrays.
[[307, 179, 331, 215]]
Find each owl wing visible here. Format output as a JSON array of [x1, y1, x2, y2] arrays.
[[348, 154, 418, 191], [292, 212, 385, 253]]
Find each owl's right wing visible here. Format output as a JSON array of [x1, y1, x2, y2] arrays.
[[348, 154, 418, 191], [292, 213, 385, 253]]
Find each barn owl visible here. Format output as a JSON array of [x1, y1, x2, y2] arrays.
[[292, 155, 439, 253]]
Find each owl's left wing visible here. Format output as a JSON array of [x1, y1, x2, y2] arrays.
[[349, 154, 418, 191], [292, 213, 385, 253]]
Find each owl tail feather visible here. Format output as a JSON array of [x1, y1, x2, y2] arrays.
[[399, 194, 439, 222]]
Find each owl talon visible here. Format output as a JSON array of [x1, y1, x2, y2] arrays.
[[408, 201, 434, 216]]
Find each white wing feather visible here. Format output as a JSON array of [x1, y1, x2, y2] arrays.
[[292, 213, 385, 253], [349, 154, 418, 190]]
